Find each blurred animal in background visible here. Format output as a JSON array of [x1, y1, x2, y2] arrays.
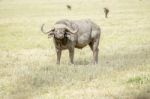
[[66, 5, 72, 10], [104, 7, 109, 18], [41, 19, 101, 64]]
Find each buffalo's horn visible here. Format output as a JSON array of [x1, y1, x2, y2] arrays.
[[41, 24, 54, 34], [65, 25, 78, 34], [54, 24, 78, 34]]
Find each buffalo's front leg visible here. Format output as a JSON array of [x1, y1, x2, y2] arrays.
[[69, 48, 74, 64], [56, 49, 61, 64]]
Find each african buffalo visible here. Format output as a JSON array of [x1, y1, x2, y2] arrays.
[[41, 19, 101, 64]]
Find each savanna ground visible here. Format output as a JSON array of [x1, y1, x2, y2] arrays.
[[0, 0, 150, 99]]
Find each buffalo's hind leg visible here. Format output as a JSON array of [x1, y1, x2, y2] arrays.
[[89, 39, 99, 64], [93, 39, 99, 64]]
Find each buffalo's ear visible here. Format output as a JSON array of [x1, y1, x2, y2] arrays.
[[48, 28, 55, 38], [48, 32, 54, 38], [65, 33, 75, 41]]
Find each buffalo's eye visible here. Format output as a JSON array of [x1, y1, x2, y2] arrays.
[[51, 29, 55, 32], [64, 33, 67, 37], [65, 29, 69, 32]]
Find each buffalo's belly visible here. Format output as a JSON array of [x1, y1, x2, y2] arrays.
[[75, 34, 91, 49], [75, 40, 90, 49], [75, 44, 87, 49]]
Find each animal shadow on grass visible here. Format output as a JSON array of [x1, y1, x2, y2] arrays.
[[74, 59, 90, 65]]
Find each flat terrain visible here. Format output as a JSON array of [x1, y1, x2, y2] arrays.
[[0, 0, 150, 99]]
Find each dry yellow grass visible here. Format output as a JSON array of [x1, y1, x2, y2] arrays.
[[0, 0, 150, 99]]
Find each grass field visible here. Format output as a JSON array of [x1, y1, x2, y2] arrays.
[[0, 0, 150, 99]]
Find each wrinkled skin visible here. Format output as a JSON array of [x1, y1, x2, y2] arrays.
[[41, 19, 101, 64]]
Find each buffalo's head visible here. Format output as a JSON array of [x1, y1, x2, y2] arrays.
[[41, 24, 78, 39]]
